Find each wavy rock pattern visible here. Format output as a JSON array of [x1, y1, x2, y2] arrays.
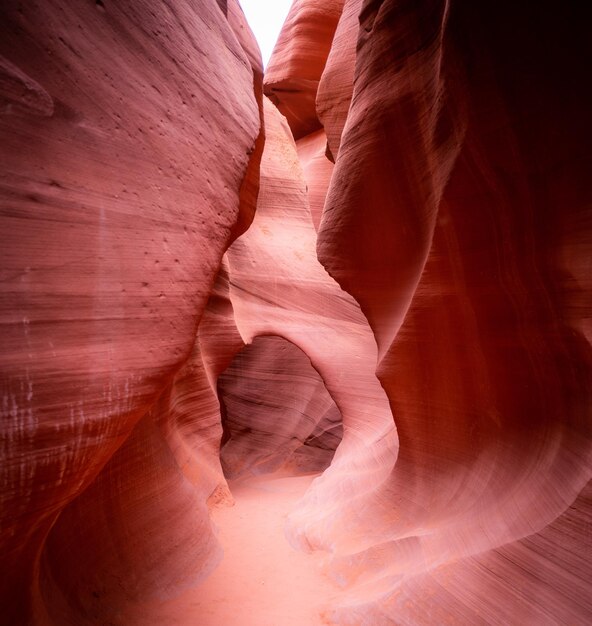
[[219, 335, 343, 477], [313, 0, 592, 622], [315, 0, 361, 160], [0, 0, 261, 623], [1, 0, 591, 624], [296, 129, 334, 230], [264, 0, 344, 140], [224, 99, 398, 552]]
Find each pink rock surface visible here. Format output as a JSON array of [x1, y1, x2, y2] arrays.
[[318, 0, 462, 358], [224, 97, 398, 553], [296, 129, 334, 230], [219, 335, 342, 477], [264, 0, 344, 140], [315, 0, 361, 160], [0, 0, 262, 622], [2, 0, 592, 624], [224, 0, 266, 239], [122, 473, 340, 626]]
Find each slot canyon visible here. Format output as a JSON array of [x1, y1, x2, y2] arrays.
[[1, 0, 591, 624]]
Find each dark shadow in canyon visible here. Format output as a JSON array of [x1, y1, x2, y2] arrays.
[[217, 335, 343, 480]]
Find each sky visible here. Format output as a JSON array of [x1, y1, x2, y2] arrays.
[[238, 0, 293, 68]]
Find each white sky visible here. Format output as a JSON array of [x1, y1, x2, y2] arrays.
[[238, 0, 293, 68]]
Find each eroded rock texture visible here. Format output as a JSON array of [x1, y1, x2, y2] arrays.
[[264, 0, 344, 140], [312, 0, 592, 623], [0, 0, 262, 623], [219, 335, 343, 477], [224, 98, 398, 545], [1, 0, 591, 624]]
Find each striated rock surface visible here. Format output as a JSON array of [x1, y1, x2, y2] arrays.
[[0, 0, 262, 623], [218, 335, 343, 477], [2, 0, 591, 624], [315, 0, 361, 160], [224, 98, 398, 551], [296, 129, 334, 230], [318, 0, 463, 357], [264, 0, 344, 139], [312, 0, 592, 623]]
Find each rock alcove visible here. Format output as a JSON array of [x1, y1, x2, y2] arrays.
[[218, 335, 343, 479]]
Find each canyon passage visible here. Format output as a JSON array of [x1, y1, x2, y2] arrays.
[[1, 1, 591, 625]]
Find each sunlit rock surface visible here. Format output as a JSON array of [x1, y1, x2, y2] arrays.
[[1, 0, 591, 624], [264, 0, 344, 140]]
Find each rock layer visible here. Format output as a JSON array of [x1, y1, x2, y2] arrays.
[[313, 0, 592, 622], [264, 0, 344, 140], [315, 0, 361, 159], [224, 99, 398, 552], [296, 129, 334, 230], [219, 335, 342, 477], [0, 0, 262, 623]]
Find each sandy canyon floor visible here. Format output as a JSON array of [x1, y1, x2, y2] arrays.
[[129, 472, 339, 625]]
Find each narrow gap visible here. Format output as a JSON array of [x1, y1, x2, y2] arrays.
[[238, 0, 292, 69], [195, 335, 343, 624]]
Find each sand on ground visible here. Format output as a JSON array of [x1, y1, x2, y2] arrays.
[[126, 472, 340, 625]]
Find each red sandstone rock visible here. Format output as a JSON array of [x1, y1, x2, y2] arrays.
[[2, 0, 592, 624], [218, 335, 342, 477], [296, 129, 334, 230], [225, 0, 266, 239], [313, 0, 592, 622], [330, 481, 592, 625], [315, 0, 362, 160], [264, 0, 344, 139], [318, 0, 463, 359], [224, 98, 398, 553], [0, 0, 262, 622]]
